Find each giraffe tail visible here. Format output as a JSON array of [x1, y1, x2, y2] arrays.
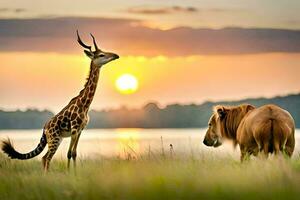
[[1, 131, 47, 160]]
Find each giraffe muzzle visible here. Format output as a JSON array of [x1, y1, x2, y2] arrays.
[[112, 53, 119, 60]]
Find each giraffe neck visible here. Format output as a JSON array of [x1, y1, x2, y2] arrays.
[[77, 63, 100, 111]]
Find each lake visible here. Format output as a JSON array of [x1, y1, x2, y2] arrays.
[[0, 129, 300, 159]]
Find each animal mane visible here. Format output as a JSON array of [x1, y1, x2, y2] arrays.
[[214, 104, 255, 141]]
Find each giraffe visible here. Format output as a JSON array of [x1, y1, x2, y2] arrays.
[[1, 31, 119, 171]]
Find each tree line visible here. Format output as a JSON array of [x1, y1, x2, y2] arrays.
[[0, 93, 299, 129]]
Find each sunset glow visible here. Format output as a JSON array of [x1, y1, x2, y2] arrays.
[[0, 53, 299, 112], [1, 1, 300, 198], [0, 0, 299, 112]]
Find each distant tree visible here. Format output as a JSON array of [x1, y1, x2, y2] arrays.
[[0, 93, 299, 129], [0, 109, 53, 129]]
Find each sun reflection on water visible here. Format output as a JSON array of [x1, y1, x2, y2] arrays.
[[115, 129, 141, 159]]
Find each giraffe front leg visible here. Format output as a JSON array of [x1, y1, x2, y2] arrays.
[[72, 132, 82, 169], [67, 134, 77, 170]]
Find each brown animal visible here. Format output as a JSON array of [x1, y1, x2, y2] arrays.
[[203, 104, 295, 161], [1, 31, 119, 171]]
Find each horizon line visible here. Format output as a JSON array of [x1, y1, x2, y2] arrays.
[[1, 91, 299, 113]]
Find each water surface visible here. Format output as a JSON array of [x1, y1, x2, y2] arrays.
[[0, 129, 299, 159]]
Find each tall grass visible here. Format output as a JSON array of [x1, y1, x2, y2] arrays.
[[0, 150, 300, 200]]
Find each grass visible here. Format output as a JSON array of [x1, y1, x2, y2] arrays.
[[1, 151, 300, 200]]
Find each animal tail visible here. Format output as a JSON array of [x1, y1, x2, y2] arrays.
[[1, 131, 47, 160], [271, 119, 288, 155], [261, 119, 273, 156]]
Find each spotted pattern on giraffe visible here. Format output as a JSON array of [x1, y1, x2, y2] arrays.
[[1, 31, 119, 171]]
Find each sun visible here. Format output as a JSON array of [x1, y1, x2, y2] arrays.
[[115, 74, 138, 94]]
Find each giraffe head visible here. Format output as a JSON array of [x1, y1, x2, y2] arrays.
[[77, 30, 119, 67]]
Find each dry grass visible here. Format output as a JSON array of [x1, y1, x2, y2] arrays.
[[0, 151, 300, 200]]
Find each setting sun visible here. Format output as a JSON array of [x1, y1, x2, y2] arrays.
[[115, 74, 138, 94]]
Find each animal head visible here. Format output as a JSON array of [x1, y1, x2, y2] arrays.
[[203, 104, 255, 148], [203, 114, 223, 147], [77, 30, 119, 67]]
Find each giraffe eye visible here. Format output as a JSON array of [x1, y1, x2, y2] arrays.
[[99, 54, 105, 57]]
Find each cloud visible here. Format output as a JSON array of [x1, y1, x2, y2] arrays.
[[205, 8, 241, 13], [0, 8, 26, 13], [285, 20, 300, 26], [126, 6, 242, 15], [0, 17, 299, 56], [127, 6, 198, 15], [14, 8, 26, 13], [0, 8, 9, 12]]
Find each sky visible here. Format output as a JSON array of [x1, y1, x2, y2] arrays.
[[0, 0, 299, 112]]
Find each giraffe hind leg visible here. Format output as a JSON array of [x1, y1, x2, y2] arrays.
[[42, 152, 48, 169], [42, 136, 62, 172]]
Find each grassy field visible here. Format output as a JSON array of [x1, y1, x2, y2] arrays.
[[1, 152, 300, 200]]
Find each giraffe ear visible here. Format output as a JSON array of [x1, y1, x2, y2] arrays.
[[84, 50, 94, 59]]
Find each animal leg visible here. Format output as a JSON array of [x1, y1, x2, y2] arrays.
[[42, 137, 62, 172], [72, 132, 82, 168], [284, 135, 295, 158], [42, 152, 49, 170], [67, 134, 77, 169], [240, 152, 246, 162], [251, 139, 262, 158], [240, 145, 249, 162], [240, 152, 251, 162], [254, 138, 265, 159]]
